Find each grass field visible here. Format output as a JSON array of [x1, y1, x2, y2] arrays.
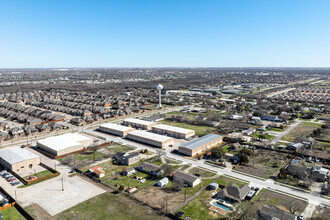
[[281, 122, 322, 142], [159, 120, 216, 136], [253, 132, 274, 140], [0, 206, 26, 220], [53, 192, 168, 220], [188, 167, 217, 178], [35, 169, 54, 179]]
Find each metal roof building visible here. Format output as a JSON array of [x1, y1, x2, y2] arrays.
[[152, 124, 195, 139], [122, 118, 157, 130], [37, 133, 93, 156], [179, 134, 223, 157], [126, 130, 174, 148], [0, 147, 40, 172], [99, 123, 135, 137]]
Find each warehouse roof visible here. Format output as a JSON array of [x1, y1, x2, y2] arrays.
[[123, 118, 156, 126], [100, 123, 135, 132], [37, 133, 92, 151], [0, 147, 39, 165], [180, 134, 222, 150], [128, 130, 173, 142], [152, 124, 194, 134]]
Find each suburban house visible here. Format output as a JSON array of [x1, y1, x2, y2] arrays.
[[123, 167, 136, 176], [310, 166, 329, 182], [88, 166, 105, 178], [172, 171, 201, 187], [136, 162, 163, 176], [114, 152, 140, 166], [287, 143, 304, 151], [258, 205, 297, 220], [216, 182, 250, 203], [157, 177, 169, 187]]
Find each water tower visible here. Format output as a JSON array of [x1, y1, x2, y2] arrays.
[[156, 84, 163, 108]]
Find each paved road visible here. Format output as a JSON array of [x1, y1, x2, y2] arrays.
[[85, 127, 330, 207]]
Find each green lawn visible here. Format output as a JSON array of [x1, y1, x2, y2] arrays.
[[53, 192, 168, 220], [0, 206, 25, 220], [34, 169, 54, 179], [271, 128, 284, 132], [189, 167, 217, 178], [253, 132, 274, 140], [159, 120, 216, 136]]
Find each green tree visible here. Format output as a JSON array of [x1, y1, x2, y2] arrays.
[[239, 155, 249, 164], [118, 185, 124, 192], [280, 168, 287, 178], [210, 146, 225, 158]]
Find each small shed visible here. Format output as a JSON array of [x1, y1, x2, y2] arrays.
[[208, 182, 219, 190], [157, 177, 169, 187]]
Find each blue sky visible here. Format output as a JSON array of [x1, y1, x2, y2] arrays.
[[1, 0, 330, 68]]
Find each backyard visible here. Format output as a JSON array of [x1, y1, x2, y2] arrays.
[[178, 175, 249, 220], [235, 149, 290, 178]]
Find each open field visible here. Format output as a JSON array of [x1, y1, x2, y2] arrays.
[[251, 190, 308, 218], [0, 206, 26, 220], [253, 132, 274, 140], [281, 122, 323, 142], [26, 192, 169, 220], [159, 120, 216, 136], [58, 143, 135, 169], [235, 149, 290, 178]]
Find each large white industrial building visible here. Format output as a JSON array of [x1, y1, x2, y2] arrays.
[[126, 130, 174, 148], [99, 123, 135, 137], [152, 124, 195, 139], [122, 118, 157, 130], [37, 133, 93, 156]]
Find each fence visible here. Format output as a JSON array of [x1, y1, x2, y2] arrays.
[[170, 187, 206, 214]]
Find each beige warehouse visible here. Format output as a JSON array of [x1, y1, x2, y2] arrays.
[[0, 147, 40, 172], [126, 130, 174, 148], [122, 118, 157, 130], [37, 133, 93, 156], [99, 123, 135, 137], [152, 124, 195, 139], [179, 134, 223, 157]]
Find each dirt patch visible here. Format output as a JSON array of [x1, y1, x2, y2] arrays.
[[251, 190, 308, 218], [235, 149, 290, 178], [134, 187, 185, 211], [313, 205, 330, 219]]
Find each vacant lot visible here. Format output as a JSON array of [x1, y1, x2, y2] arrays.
[[159, 120, 216, 136], [188, 167, 217, 178], [0, 206, 25, 220], [27, 192, 169, 220], [251, 190, 308, 218], [58, 143, 135, 169], [235, 149, 290, 178], [281, 122, 322, 142], [313, 205, 330, 219]]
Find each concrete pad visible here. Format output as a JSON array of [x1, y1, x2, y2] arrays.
[[19, 176, 105, 216]]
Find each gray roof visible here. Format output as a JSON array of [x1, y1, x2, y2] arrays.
[[217, 182, 250, 201], [258, 205, 297, 220], [180, 134, 222, 150], [173, 171, 200, 183], [0, 147, 39, 165]]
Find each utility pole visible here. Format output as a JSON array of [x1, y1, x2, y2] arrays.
[[184, 188, 187, 202], [62, 177, 64, 191], [165, 196, 168, 214]]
